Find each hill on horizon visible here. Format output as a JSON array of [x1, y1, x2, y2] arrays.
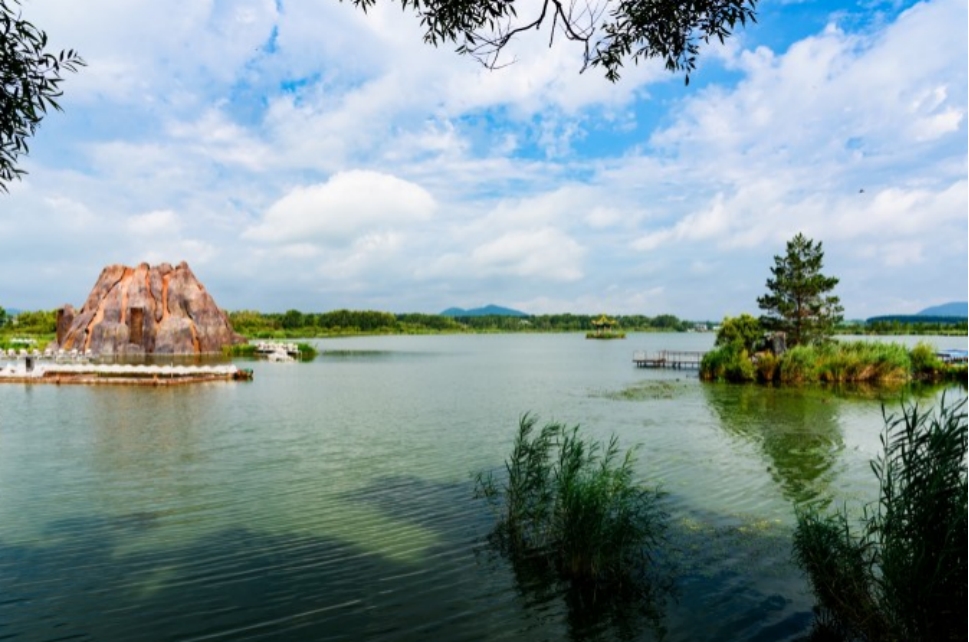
[[441, 304, 528, 317], [917, 301, 967, 317]]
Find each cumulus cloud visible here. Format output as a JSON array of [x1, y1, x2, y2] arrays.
[[472, 228, 585, 281], [631, 0, 966, 261], [418, 227, 585, 284], [244, 171, 436, 245], [125, 210, 181, 236]]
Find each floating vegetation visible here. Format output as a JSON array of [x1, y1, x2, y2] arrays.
[[320, 349, 396, 358], [593, 380, 693, 401], [672, 515, 793, 580]]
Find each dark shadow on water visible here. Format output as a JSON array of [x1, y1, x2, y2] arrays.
[[657, 500, 817, 642], [476, 540, 674, 642], [1, 475, 817, 642], [2, 515, 500, 641]]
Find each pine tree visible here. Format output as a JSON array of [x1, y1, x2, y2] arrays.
[[757, 233, 843, 347]]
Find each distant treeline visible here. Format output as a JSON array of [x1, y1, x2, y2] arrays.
[[0, 309, 56, 334], [3, 307, 967, 341], [857, 316, 968, 336], [227, 309, 695, 337], [866, 315, 967, 325]]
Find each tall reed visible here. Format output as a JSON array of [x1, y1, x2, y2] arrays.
[[700, 340, 932, 384], [475, 414, 666, 586], [793, 396, 967, 641]]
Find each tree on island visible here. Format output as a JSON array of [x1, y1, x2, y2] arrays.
[[1, 0, 84, 192], [757, 233, 843, 347], [347, 0, 757, 82], [714, 313, 762, 353]]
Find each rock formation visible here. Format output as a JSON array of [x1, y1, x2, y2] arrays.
[[56, 262, 245, 355]]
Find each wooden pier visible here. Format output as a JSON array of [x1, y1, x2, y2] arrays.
[[0, 363, 253, 385], [633, 350, 706, 369]]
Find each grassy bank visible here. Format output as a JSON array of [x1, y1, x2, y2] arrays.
[[700, 340, 965, 384]]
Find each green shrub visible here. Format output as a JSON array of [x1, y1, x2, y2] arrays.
[[715, 314, 763, 353], [474, 414, 666, 585], [700, 343, 756, 382], [793, 396, 967, 641], [910, 342, 944, 378]]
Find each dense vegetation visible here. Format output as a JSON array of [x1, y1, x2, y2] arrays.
[[700, 339, 963, 384], [228, 309, 695, 337], [474, 415, 666, 586], [793, 397, 967, 641], [698, 235, 966, 385], [0, 308, 56, 350], [858, 317, 968, 336]]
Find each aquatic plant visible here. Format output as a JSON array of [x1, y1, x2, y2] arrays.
[[700, 340, 946, 385], [474, 414, 666, 586], [792, 396, 967, 641]]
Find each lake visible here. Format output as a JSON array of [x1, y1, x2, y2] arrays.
[[1, 333, 965, 641]]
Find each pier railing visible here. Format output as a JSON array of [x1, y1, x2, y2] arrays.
[[632, 350, 706, 369]]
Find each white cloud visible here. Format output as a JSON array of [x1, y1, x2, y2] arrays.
[[470, 228, 586, 281], [125, 210, 181, 236], [244, 171, 436, 245]]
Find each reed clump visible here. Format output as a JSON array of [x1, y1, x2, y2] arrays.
[[793, 396, 967, 641], [701, 340, 949, 385], [475, 414, 666, 586], [699, 342, 756, 382]]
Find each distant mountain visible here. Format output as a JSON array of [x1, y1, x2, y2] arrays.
[[441, 304, 528, 317], [917, 302, 968, 317]]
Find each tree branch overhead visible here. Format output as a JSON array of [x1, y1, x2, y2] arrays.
[[347, 0, 757, 82]]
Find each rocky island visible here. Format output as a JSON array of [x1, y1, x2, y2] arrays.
[[54, 261, 245, 356]]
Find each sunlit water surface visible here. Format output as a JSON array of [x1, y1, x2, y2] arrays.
[[1, 333, 965, 641]]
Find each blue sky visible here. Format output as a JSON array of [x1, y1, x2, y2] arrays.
[[2, 0, 966, 320]]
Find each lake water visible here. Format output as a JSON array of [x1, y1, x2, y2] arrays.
[[1, 333, 965, 641]]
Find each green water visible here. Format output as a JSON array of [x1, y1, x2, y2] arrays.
[[0, 333, 964, 641]]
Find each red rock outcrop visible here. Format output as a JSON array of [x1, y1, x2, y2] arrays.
[[56, 262, 245, 355]]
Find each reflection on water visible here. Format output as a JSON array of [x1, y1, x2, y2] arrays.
[[483, 541, 672, 642], [703, 385, 846, 508], [702, 383, 956, 509]]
